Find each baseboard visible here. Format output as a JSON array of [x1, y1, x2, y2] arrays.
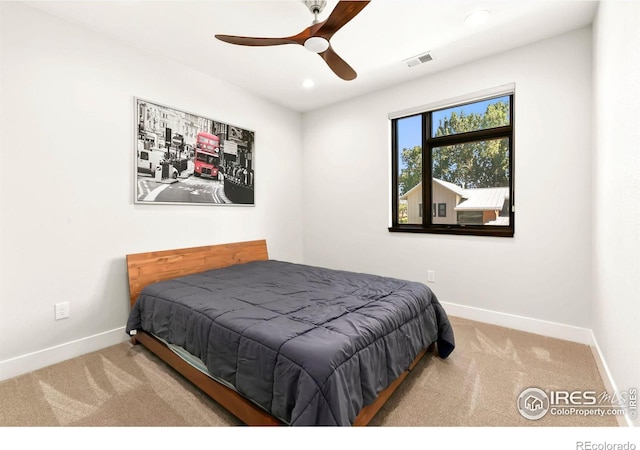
[[0, 327, 129, 382], [441, 301, 634, 427], [589, 332, 634, 427], [441, 301, 593, 344]]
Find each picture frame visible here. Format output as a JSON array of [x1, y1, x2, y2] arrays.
[[134, 97, 255, 205]]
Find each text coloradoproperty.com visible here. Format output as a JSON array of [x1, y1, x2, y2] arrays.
[[551, 407, 628, 417]]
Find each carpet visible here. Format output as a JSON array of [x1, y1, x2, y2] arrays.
[[0, 316, 619, 427]]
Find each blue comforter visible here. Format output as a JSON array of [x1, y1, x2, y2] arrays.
[[126, 260, 455, 425]]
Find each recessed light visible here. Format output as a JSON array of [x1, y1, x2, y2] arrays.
[[302, 79, 315, 89], [464, 9, 491, 26]]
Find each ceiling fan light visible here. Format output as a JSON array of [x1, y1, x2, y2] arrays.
[[304, 36, 330, 53]]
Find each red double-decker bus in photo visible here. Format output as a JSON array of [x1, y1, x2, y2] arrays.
[[194, 132, 220, 179]]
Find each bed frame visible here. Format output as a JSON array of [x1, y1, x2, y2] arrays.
[[126, 239, 433, 426]]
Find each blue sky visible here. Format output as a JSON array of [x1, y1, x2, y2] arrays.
[[396, 95, 510, 154]]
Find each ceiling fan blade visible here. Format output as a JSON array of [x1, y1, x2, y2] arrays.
[[319, 44, 357, 80], [215, 34, 299, 47], [215, 2, 369, 81], [316, 1, 370, 39]]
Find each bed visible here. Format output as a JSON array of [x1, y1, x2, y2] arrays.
[[125, 239, 455, 426]]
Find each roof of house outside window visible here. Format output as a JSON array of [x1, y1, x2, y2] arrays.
[[455, 187, 509, 211], [434, 178, 467, 197], [486, 216, 510, 226], [399, 182, 421, 200], [400, 179, 508, 212]]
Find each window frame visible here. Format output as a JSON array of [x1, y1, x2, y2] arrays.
[[389, 89, 515, 238]]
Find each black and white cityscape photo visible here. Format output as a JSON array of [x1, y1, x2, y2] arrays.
[[135, 98, 255, 205]]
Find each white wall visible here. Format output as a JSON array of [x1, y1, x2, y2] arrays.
[[2, 3, 636, 420], [592, 1, 640, 427], [0, 2, 304, 378], [302, 28, 594, 330]]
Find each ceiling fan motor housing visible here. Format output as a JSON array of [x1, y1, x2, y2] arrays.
[[304, 0, 329, 52], [305, 0, 327, 16]]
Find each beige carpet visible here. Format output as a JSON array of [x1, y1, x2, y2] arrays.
[[0, 316, 619, 427]]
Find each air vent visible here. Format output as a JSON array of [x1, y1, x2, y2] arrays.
[[403, 51, 433, 68]]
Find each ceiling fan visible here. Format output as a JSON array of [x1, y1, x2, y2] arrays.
[[215, 1, 371, 81]]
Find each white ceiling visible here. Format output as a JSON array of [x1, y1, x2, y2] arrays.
[[24, 0, 598, 113]]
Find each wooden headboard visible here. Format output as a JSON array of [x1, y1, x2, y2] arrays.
[[126, 239, 269, 307]]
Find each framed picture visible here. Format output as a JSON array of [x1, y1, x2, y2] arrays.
[[134, 97, 255, 205]]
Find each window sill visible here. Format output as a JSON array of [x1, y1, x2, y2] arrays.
[[388, 225, 514, 238]]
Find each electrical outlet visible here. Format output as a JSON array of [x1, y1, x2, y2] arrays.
[[54, 302, 70, 320], [427, 270, 436, 283]]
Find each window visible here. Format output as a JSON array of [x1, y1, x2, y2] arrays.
[[390, 89, 514, 237]]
